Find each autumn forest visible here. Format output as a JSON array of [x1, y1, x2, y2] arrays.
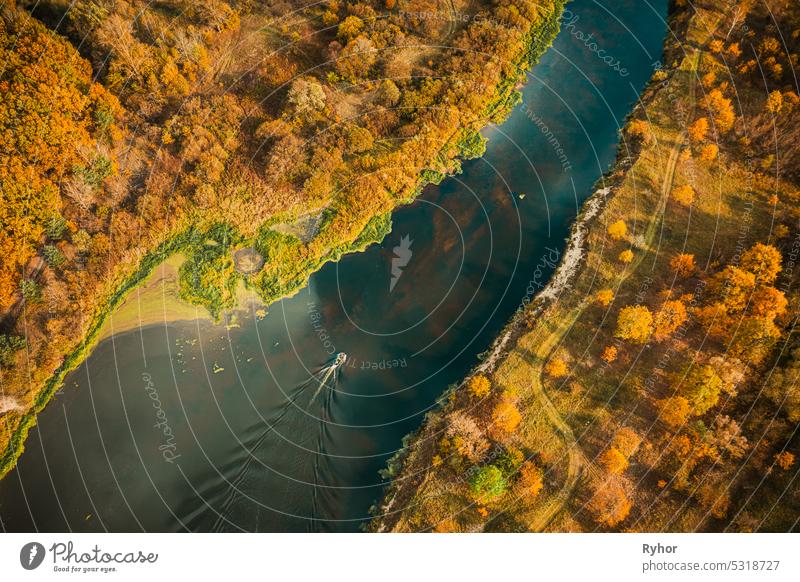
[[1, 0, 800, 537]]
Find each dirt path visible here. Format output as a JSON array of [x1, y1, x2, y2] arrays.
[[525, 50, 701, 532]]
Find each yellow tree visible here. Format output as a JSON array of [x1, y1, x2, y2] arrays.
[[595, 288, 615, 306], [659, 396, 691, 427], [607, 220, 628, 240], [775, 451, 795, 470], [700, 144, 719, 161], [545, 357, 568, 378], [672, 185, 695, 206], [492, 395, 522, 435], [514, 461, 544, 498], [750, 286, 787, 319], [710, 266, 756, 312], [766, 90, 783, 114], [467, 374, 491, 399], [626, 119, 651, 143], [741, 243, 782, 284], [680, 364, 724, 415], [703, 89, 735, 132], [337, 15, 364, 41], [613, 428, 641, 457], [618, 249, 634, 263], [0, 13, 118, 308], [615, 305, 654, 343]]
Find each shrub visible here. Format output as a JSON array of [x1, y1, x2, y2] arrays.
[[601, 346, 618, 363]]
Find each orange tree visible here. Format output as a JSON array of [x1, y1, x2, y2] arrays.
[[0, 13, 117, 308]]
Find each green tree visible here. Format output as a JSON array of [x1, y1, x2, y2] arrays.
[[469, 465, 508, 503], [0, 334, 26, 367], [43, 245, 66, 269]]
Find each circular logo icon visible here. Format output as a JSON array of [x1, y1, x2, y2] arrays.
[[19, 542, 46, 570]]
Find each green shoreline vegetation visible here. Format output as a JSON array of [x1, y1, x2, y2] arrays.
[[0, 0, 567, 478]]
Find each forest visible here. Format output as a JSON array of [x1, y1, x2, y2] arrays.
[[0, 0, 565, 476]]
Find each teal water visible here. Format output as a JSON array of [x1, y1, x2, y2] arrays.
[[0, 0, 668, 532]]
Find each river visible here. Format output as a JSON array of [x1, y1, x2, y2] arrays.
[[0, 0, 668, 532]]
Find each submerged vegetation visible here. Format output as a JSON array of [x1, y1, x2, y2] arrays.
[[0, 0, 566, 477]]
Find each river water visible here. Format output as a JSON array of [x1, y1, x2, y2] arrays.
[[0, 0, 668, 532]]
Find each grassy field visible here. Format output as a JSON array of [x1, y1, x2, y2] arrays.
[[96, 255, 205, 340]]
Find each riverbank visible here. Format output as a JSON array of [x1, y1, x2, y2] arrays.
[[371, 0, 800, 532], [0, 1, 568, 480]]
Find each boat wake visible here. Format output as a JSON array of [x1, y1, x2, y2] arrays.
[[209, 354, 347, 531]]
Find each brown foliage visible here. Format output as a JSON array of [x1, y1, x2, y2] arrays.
[[653, 299, 688, 339], [589, 482, 632, 528], [670, 253, 696, 278]]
